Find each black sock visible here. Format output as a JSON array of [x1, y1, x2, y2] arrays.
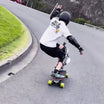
[[54, 69, 58, 73]]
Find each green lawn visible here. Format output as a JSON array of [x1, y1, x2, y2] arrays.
[[0, 6, 29, 61]]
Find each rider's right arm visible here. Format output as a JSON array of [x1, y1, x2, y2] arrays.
[[66, 35, 80, 49], [50, 8, 61, 20], [67, 35, 84, 54], [61, 24, 83, 51]]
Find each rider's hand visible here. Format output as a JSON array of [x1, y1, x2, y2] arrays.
[[79, 47, 84, 55], [56, 5, 63, 11]]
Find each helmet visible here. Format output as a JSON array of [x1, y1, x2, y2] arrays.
[[59, 11, 71, 25]]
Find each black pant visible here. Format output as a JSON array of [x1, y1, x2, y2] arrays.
[[40, 43, 65, 62]]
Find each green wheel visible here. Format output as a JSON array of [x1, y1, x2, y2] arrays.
[[60, 82, 64, 88], [65, 73, 69, 78], [48, 80, 52, 85]]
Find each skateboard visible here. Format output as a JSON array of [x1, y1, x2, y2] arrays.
[[48, 70, 69, 88], [48, 42, 70, 88]]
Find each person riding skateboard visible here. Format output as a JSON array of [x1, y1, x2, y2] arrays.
[[40, 5, 84, 79]]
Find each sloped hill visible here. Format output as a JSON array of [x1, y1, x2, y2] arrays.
[[45, 0, 104, 26]]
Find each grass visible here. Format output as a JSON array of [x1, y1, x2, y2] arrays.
[[0, 6, 29, 61]]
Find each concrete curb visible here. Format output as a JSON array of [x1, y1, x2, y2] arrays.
[[84, 23, 104, 31], [0, 19, 33, 67]]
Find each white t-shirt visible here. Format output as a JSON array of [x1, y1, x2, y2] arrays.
[[40, 18, 72, 47]]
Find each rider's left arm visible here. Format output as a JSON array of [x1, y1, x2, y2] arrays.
[[66, 35, 84, 54], [50, 5, 62, 20], [50, 8, 61, 20]]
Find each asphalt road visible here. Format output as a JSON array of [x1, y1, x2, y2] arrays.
[[0, 0, 104, 104]]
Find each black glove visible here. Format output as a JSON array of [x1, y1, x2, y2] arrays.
[[78, 47, 84, 55], [56, 5, 62, 11]]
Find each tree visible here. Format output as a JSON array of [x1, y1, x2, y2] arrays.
[[31, 0, 45, 10]]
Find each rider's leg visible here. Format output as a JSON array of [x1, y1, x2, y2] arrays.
[[56, 45, 65, 70], [54, 45, 66, 73], [40, 43, 65, 78], [55, 62, 63, 70], [52, 51, 65, 78], [54, 50, 65, 73]]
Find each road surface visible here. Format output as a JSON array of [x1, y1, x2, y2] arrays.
[[0, 0, 104, 104]]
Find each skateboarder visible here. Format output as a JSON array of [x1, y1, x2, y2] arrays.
[[40, 5, 83, 79]]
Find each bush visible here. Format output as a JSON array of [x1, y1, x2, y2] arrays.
[[74, 18, 90, 25], [101, 26, 104, 29]]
